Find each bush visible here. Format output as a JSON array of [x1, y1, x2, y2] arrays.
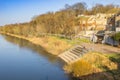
[[64, 60, 95, 77], [114, 32, 120, 41], [64, 52, 117, 78]]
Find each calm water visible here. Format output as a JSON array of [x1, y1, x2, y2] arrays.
[[0, 34, 72, 80]]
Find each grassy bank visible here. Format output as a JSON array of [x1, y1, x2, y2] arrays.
[[0, 32, 72, 55], [64, 52, 120, 80], [0, 32, 91, 55]]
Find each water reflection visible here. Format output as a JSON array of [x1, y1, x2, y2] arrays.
[[2, 34, 61, 64], [0, 34, 72, 80]]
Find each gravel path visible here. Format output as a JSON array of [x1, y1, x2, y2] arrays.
[[81, 43, 120, 54]]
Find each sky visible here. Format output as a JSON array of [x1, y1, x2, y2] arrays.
[[0, 0, 120, 26]]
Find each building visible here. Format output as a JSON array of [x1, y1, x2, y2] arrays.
[[78, 13, 113, 31]]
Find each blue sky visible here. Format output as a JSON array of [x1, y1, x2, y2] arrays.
[[0, 0, 120, 26]]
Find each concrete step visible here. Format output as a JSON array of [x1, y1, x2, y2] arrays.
[[60, 51, 81, 63], [70, 50, 81, 56], [67, 52, 79, 59], [64, 53, 75, 61], [74, 48, 83, 51], [72, 49, 81, 53], [60, 56, 70, 63], [58, 45, 89, 64], [64, 53, 75, 62], [61, 54, 72, 63], [60, 54, 71, 63]]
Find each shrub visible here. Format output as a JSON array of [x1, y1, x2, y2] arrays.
[[64, 60, 95, 77], [114, 32, 120, 41]]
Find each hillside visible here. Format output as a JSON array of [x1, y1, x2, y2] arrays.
[[0, 3, 119, 37]]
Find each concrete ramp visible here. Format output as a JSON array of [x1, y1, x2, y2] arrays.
[[58, 45, 88, 64]]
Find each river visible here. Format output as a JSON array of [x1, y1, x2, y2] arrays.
[[0, 34, 73, 80]]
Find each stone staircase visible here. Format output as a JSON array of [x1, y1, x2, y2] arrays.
[[58, 45, 88, 64]]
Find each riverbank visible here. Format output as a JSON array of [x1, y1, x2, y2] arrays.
[[64, 52, 120, 80], [0, 32, 72, 55], [1, 32, 120, 80]]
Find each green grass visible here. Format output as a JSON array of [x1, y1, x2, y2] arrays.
[[45, 35, 90, 46], [69, 38, 90, 45], [114, 32, 120, 41], [106, 53, 120, 63], [76, 38, 90, 43]]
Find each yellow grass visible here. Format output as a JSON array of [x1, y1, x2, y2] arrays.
[[64, 52, 117, 78], [82, 52, 117, 70], [64, 59, 96, 77], [29, 36, 72, 55], [2, 32, 72, 55]]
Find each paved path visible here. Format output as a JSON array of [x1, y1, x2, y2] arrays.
[[81, 43, 120, 54]]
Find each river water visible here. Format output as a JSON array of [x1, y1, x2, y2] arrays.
[[0, 35, 73, 80]]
